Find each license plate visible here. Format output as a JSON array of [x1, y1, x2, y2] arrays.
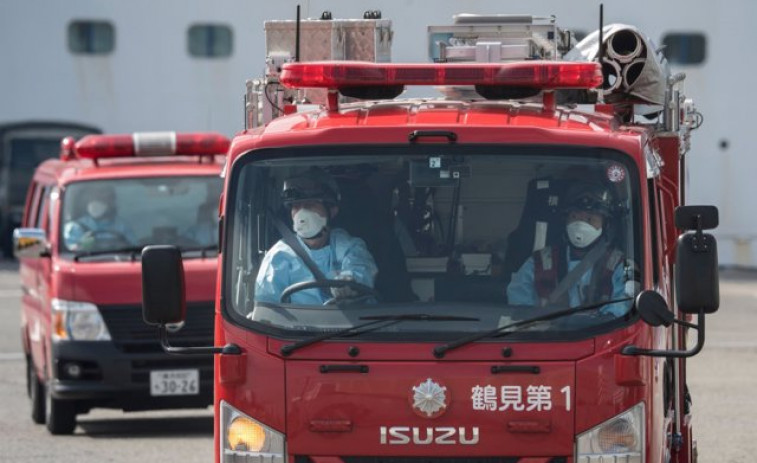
[[150, 369, 199, 396]]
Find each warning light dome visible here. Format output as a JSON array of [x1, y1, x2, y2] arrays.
[[74, 132, 230, 160]]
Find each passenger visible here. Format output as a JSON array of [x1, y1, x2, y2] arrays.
[[254, 168, 378, 305], [183, 201, 218, 247], [63, 184, 137, 251], [507, 180, 630, 315]]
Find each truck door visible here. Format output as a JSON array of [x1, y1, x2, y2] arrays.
[[21, 182, 52, 372]]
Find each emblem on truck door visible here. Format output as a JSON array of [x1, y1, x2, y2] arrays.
[[411, 378, 449, 418]]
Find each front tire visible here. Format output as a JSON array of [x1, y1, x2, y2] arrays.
[[44, 376, 76, 435], [28, 358, 45, 424]]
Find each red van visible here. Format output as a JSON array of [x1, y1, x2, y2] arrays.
[[15, 132, 228, 434]]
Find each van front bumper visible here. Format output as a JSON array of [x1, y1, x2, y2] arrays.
[[50, 340, 213, 411]]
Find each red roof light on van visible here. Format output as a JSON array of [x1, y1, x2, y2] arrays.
[[59, 136, 77, 161], [74, 132, 230, 160], [280, 61, 603, 89]]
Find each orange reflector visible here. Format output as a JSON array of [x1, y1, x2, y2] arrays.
[[227, 417, 266, 452]]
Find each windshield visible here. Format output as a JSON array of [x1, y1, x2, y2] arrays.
[[225, 145, 641, 340], [60, 176, 221, 258]]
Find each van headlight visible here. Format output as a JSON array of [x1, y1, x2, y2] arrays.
[[51, 299, 111, 341], [576, 402, 645, 463], [220, 400, 285, 463]]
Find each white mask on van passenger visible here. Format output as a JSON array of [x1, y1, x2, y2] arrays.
[[87, 200, 108, 219], [566, 220, 602, 249], [293, 208, 327, 239]]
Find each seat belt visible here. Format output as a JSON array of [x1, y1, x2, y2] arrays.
[[270, 214, 329, 282], [546, 240, 610, 305]]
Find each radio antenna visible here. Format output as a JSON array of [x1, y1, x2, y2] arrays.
[[295, 4, 301, 62], [597, 3, 604, 103], [598, 4, 604, 63]]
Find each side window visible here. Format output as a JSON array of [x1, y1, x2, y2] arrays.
[[647, 180, 660, 285], [26, 184, 44, 228], [22, 182, 39, 227], [187, 24, 233, 58], [35, 186, 51, 234], [68, 20, 115, 55], [661, 33, 706, 65]]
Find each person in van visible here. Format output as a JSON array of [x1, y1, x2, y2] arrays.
[[254, 168, 378, 304], [63, 184, 137, 251], [183, 200, 219, 247], [506, 180, 631, 315]]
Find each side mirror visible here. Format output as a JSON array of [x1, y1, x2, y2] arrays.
[[141, 245, 240, 356], [635, 290, 674, 327], [624, 288, 707, 358], [13, 228, 50, 259], [675, 205, 718, 230], [141, 245, 186, 325], [675, 205, 719, 314]]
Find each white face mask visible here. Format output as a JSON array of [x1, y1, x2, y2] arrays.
[[566, 220, 602, 248], [87, 200, 108, 219], [292, 208, 327, 239]]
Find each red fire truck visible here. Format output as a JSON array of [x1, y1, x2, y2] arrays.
[[142, 14, 719, 462], [15, 131, 228, 434]]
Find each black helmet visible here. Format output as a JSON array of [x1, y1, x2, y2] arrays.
[[281, 168, 341, 207], [563, 181, 615, 217]]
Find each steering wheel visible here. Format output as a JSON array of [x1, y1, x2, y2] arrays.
[[280, 279, 379, 304], [81, 230, 132, 248]]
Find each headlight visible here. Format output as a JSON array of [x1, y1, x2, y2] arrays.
[[220, 400, 285, 463], [576, 402, 645, 463], [51, 299, 111, 341]]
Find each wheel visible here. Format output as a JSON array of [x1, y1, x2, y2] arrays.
[[28, 358, 45, 424], [44, 376, 76, 435]]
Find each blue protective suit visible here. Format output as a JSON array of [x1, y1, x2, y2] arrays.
[[183, 222, 217, 246], [254, 228, 378, 305], [507, 246, 629, 316], [63, 215, 138, 250]]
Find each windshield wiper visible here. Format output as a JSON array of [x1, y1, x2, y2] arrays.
[[74, 245, 145, 262], [280, 314, 479, 357], [432, 297, 633, 358]]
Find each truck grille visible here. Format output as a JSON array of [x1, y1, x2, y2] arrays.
[[99, 302, 214, 352]]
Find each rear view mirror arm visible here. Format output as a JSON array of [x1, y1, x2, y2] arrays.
[[621, 309, 705, 358], [159, 326, 241, 355]]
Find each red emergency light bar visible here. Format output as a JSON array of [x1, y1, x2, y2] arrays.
[[280, 61, 603, 90], [74, 132, 230, 160]]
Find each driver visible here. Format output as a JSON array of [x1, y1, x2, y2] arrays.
[[506, 180, 631, 315], [63, 184, 137, 251], [254, 168, 378, 304]]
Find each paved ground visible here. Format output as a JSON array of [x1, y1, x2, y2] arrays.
[[0, 259, 754, 462], [0, 260, 212, 463]]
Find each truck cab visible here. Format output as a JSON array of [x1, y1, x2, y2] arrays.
[[142, 14, 719, 463], [15, 131, 228, 434]]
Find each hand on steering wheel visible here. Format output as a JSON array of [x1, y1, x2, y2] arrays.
[[280, 279, 378, 304], [79, 229, 131, 250]]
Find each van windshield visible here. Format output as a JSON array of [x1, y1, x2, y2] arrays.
[[60, 176, 221, 258], [226, 145, 641, 340]]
